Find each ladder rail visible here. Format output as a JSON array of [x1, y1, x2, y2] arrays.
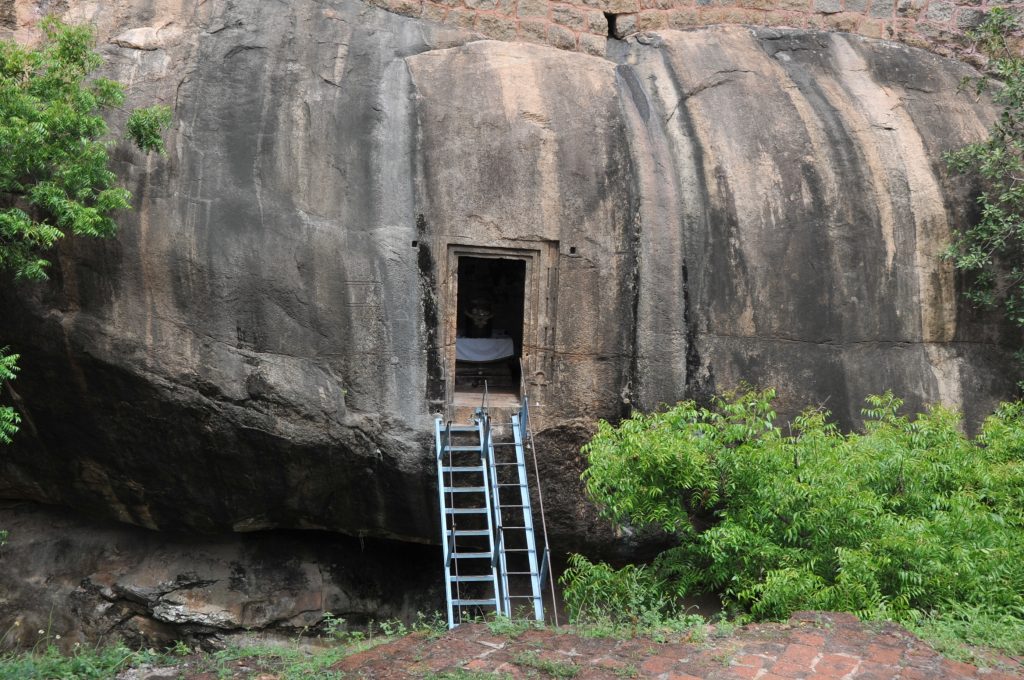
[[435, 417, 455, 629], [476, 412, 503, 625], [518, 373, 560, 627], [511, 408, 544, 622], [487, 423, 512, 617]]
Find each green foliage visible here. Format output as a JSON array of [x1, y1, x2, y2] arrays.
[[566, 388, 1024, 653], [0, 17, 167, 281], [0, 18, 168, 485], [126, 105, 172, 155], [425, 671, 513, 680], [0, 348, 18, 446], [0, 642, 146, 679], [945, 9, 1024, 378], [512, 651, 580, 678]]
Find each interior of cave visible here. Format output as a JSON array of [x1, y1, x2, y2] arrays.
[[453, 256, 526, 405]]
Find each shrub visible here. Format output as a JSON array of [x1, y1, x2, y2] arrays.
[[564, 389, 1024, 651]]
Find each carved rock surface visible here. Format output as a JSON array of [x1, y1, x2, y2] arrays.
[[0, 1, 1018, 552]]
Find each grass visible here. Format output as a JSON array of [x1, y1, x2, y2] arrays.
[[2, 608, 1020, 678], [0, 616, 417, 680], [908, 606, 1024, 668], [512, 650, 580, 678], [424, 671, 513, 680]]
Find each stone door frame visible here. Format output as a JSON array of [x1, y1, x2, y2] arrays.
[[441, 241, 559, 410]]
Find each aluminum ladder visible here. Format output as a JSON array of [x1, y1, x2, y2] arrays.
[[435, 412, 502, 628], [435, 397, 547, 628], [487, 397, 545, 621]]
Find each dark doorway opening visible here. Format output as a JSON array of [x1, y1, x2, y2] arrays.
[[454, 257, 526, 406]]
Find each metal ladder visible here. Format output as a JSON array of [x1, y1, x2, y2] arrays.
[[435, 412, 502, 628], [434, 397, 547, 628], [487, 397, 545, 621]]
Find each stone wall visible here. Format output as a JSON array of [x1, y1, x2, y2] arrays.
[[369, 0, 1020, 59]]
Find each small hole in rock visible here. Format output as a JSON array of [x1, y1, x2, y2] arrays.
[[604, 12, 617, 39], [412, 240, 418, 248], [569, 246, 577, 255]]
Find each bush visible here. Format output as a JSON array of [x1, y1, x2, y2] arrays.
[[563, 389, 1024, 650]]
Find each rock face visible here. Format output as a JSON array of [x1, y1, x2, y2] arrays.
[[0, 1, 1018, 556], [0, 502, 441, 648]]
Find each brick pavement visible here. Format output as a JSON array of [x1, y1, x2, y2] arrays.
[[333, 611, 1024, 679]]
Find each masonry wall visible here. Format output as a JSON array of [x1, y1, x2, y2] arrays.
[[367, 0, 1021, 59]]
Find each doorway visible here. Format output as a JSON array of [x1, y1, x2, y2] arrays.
[[453, 256, 526, 406]]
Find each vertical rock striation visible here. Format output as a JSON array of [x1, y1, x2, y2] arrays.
[[0, 1, 1017, 555]]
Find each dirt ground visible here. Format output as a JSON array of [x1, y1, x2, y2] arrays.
[[331, 612, 1024, 679]]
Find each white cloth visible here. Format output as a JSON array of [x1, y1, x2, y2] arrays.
[[456, 337, 515, 362]]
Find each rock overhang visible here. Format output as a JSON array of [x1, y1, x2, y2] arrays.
[[0, 0, 1018, 550]]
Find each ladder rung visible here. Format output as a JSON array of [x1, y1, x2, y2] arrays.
[[497, 483, 528, 488], [451, 575, 495, 582], [450, 551, 493, 559], [454, 529, 491, 536], [504, 571, 539, 575], [490, 443, 518, 447], [442, 466, 484, 473], [452, 598, 497, 606], [447, 426, 478, 432], [492, 462, 520, 467], [503, 548, 536, 552], [443, 486, 486, 493], [444, 446, 481, 452], [507, 594, 542, 598], [445, 508, 489, 514], [499, 505, 528, 509]]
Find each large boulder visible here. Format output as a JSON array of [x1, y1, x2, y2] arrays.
[[0, 0, 1017, 553]]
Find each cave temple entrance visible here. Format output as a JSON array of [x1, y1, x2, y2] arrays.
[[452, 256, 526, 406]]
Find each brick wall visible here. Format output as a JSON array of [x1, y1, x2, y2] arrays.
[[367, 0, 1022, 60]]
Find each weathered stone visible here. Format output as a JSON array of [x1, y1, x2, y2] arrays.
[[614, 10, 637, 34], [637, 9, 668, 28], [444, 6, 478, 26], [738, 0, 777, 10], [421, 1, 448, 22], [641, 0, 674, 8], [586, 9, 608, 32], [814, 0, 841, 14], [955, 7, 984, 29], [775, 0, 810, 10], [926, 0, 954, 22], [0, 0, 1018, 593], [546, 22, 577, 47], [110, 25, 183, 50], [580, 0, 639, 13], [895, 0, 924, 18], [518, 16, 551, 39], [465, 0, 498, 9], [764, 9, 802, 26], [857, 17, 886, 36], [700, 6, 765, 22], [388, 0, 423, 16], [0, 502, 441, 648], [476, 13, 518, 37], [668, 7, 701, 26], [553, 4, 587, 29], [844, 0, 868, 12], [517, 0, 549, 17], [824, 10, 861, 29], [579, 31, 608, 53], [870, 0, 895, 17]]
